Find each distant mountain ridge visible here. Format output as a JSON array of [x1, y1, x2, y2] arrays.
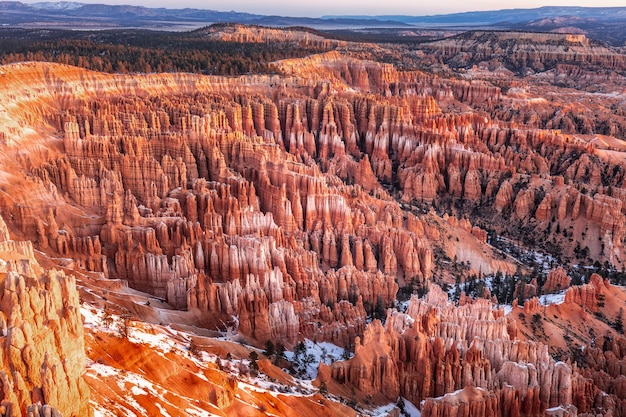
[[0, 1, 410, 28], [323, 6, 626, 25], [1, 2, 626, 34]]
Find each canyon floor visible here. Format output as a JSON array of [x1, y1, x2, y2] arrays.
[[1, 23, 626, 417]]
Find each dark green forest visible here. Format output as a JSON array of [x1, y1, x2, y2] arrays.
[[0, 27, 331, 75]]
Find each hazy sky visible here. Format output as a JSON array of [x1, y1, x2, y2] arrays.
[[25, 1, 626, 17]]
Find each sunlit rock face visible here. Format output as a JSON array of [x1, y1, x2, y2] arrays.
[[0, 213, 90, 417], [0, 54, 623, 349], [329, 286, 580, 417], [0, 61, 444, 348], [420, 31, 626, 77], [1, 34, 626, 415], [0, 58, 532, 351]]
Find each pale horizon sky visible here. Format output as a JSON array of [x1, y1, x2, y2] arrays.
[[23, 0, 626, 18]]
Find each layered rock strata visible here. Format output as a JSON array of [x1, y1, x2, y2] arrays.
[[0, 53, 623, 350], [0, 214, 90, 417], [330, 286, 584, 417], [0, 33, 624, 417]]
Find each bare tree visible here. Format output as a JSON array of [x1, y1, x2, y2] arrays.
[[117, 310, 133, 339]]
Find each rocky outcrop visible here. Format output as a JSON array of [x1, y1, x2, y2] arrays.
[[0, 31, 625, 417], [330, 285, 578, 416], [420, 31, 626, 76], [535, 193, 554, 222], [26, 404, 63, 417], [0, 214, 90, 417], [514, 189, 536, 220], [0, 214, 9, 242], [543, 267, 571, 293], [495, 180, 514, 212], [4, 55, 622, 275], [420, 386, 500, 417], [0, 62, 450, 346], [200, 24, 343, 49], [564, 273, 607, 312], [341, 320, 400, 399], [574, 335, 626, 416], [514, 278, 538, 302]]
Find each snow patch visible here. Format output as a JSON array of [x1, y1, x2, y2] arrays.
[[403, 397, 422, 417], [546, 406, 566, 412], [432, 388, 465, 401], [155, 403, 172, 417], [87, 362, 119, 378], [371, 397, 421, 417], [91, 401, 115, 417], [283, 339, 349, 379], [367, 402, 396, 416], [83, 303, 353, 414], [539, 292, 566, 307]]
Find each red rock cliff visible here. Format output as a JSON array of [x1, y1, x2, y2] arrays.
[[0, 213, 90, 417]]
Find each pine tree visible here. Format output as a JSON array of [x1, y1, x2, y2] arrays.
[[264, 340, 275, 357], [319, 380, 328, 395], [275, 343, 285, 358], [615, 308, 624, 333], [249, 351, 259, 376]]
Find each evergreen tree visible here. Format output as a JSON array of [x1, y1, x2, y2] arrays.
[[319, 381, 328, 395], [615, 308, 624, 333], [492, 271, 503, 303], [249, 351, 259, 376], [275, 343, 285, 358], [264, 340, 275, 357]]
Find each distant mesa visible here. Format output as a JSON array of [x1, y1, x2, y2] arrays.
[[0, 2, 623, 34]]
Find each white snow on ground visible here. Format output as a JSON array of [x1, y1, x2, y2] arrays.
[[88, 357, 223, 416], [403, 397, 422, 417], [155, 403, 172, 417], [80, 305, 103, 329], [185, 406, 220, 417], [124, 372, 157, 395], [539, 291, 566, 306], [358, 397, 422, 416], [82, 304, 354, 413], [495, 291, 565, 316], [83, 300, 426, 415], [432, 388, 465, 401], [531, 250, 557, 273], [304, 340, 347, 365], [81, 304, 189, 355], [88, 362, 119, 377], [368, 402, 396, 416], [127, 325, 178, 350], [91, 401, 115, 417], [87, 362, 154, 416], [395, 299, 410, 312], [114, 391, 145, 417], [283, 339, 349, 379]]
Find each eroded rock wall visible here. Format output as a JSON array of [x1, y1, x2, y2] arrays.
[[0, 213, 90, 417], [330, 286, 584, 417]]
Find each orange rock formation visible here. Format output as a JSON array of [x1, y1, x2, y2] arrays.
[[329, 285, 589, 417], [0, 37, 625, 415], [0, 213, 90, 417]]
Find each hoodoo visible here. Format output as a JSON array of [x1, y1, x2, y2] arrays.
[[0, 16, 626, 416]]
